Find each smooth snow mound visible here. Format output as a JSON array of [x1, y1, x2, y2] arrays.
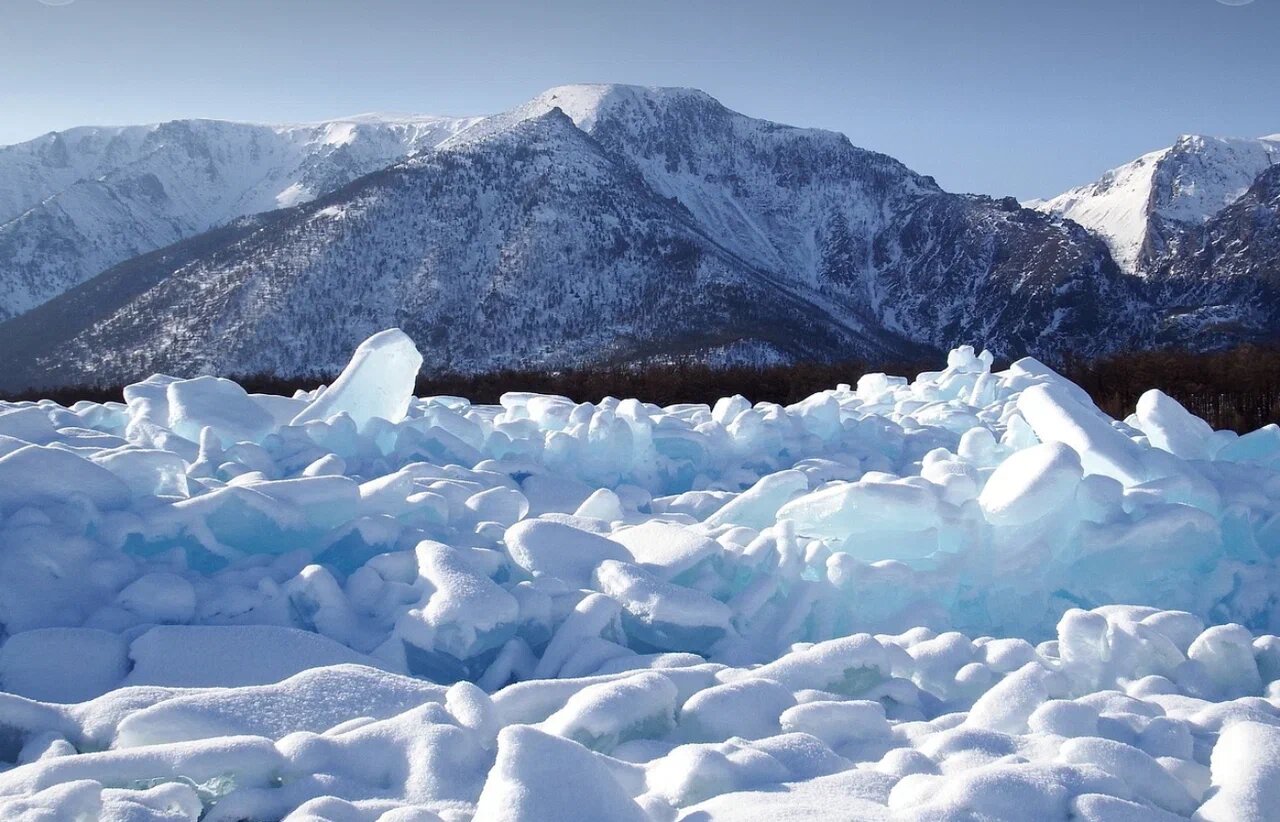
[[1, 332, 1280, 819]]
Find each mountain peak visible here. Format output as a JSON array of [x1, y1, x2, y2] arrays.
[[1036, 133, 1280, 275], [502, 84, 721, 135]]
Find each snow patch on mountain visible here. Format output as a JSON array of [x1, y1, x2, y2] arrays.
[[1031, 146, 1168, 274]]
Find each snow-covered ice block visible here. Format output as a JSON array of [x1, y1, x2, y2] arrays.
[[742, 634, 889, 696], [679, 678, 796, 742], [966, 662, 1062, 734], [1136, 389, 1216, 461], [1057, 736, 1196, 816], [777, 478, 940, 540], [593, 560, 733, 653], [0, 407, 56, 444], [1002, 356, 1095, 407], [504, 518, 630, 588], [1028, 699, 1100, 738], [155, 480, 347, 558], [124, 625, 381, 688], [0, 445, 130, 514], [979, 442, 1082, 527], [608, 520, 718, 580], [540, 671, 677, 752], [675, 768, 893, 820], [166, 375, 276, 446], [272, 704, 490, 811], [114, 664, 446, 747], [1017, 384, 1146, 485], [114, 572, 197, 624], [892, 762, 1130, 821], [1197, 720, 1280, 821], [92, 447, 189, 499], [473, 725, 645, 821], [702, 469, 809, 531], [393, 540, 518, 682], [0, 628, 129, 703], [533, 593, 623, 679], [0, 734, 287, 800], [780, 700, 890, 748], [1217, 424, 1280, 464], [464, 486, 529, 527], [1187, 623, 1263, 700], [574, 487, 627, 521]]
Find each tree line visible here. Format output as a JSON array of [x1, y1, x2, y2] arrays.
[[11, 346, 1280, 434]]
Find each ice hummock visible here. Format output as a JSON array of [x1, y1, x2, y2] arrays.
[[0, 332, 1279, 819]]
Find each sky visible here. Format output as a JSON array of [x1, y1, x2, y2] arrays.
[[2, 0, 1277, 199]]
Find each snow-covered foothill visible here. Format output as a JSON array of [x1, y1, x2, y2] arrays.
[[0, 332, 1278, 819]]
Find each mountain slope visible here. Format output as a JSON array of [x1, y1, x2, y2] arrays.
[[0, 114, 479, 320], [1034, 134, 1280, 274], [451, 85, 1144, 360], [3, 108, 919, 387], [1148, 163, 1280, 348], [0, 85, 1145, 389]]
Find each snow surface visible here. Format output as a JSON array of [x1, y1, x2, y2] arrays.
[[3, 331, 1280, 819]]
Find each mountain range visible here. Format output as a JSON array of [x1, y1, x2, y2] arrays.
[[0, 114, 479, 322], [0, 85, 1275, 390]]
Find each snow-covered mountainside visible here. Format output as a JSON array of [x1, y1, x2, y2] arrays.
[[0, 114, 479, 320], [1148, 163, 1280, 348], [1034, 134, 1280, 275], [0, 85, 1143, 389]]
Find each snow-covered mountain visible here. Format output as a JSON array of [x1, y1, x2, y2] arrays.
[[0, 114, 479, 320], [1033, 134, 1280, 275], [0, 85, 1144, 389], [1148, 162, 1280, 348], [1032, 133, 1280, 347]]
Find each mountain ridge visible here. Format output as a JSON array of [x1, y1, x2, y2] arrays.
[[0, 84, 1139, 389], [1033, 133, 1280, 275], [0, 113, 480, 320], [1, 85, 1275, 390]]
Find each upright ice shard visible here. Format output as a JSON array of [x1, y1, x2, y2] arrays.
[[291, 329, 424, 430]]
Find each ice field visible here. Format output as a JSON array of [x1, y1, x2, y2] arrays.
[[4, 329, 1280, 820]]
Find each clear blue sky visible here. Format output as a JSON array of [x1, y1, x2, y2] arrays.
[[3, 0, 1276, 199]]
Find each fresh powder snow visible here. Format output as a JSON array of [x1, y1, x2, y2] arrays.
[[1, 330, 1280, 819]]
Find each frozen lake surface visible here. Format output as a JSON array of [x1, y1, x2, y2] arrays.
[[2, 330, 1280, 820]]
